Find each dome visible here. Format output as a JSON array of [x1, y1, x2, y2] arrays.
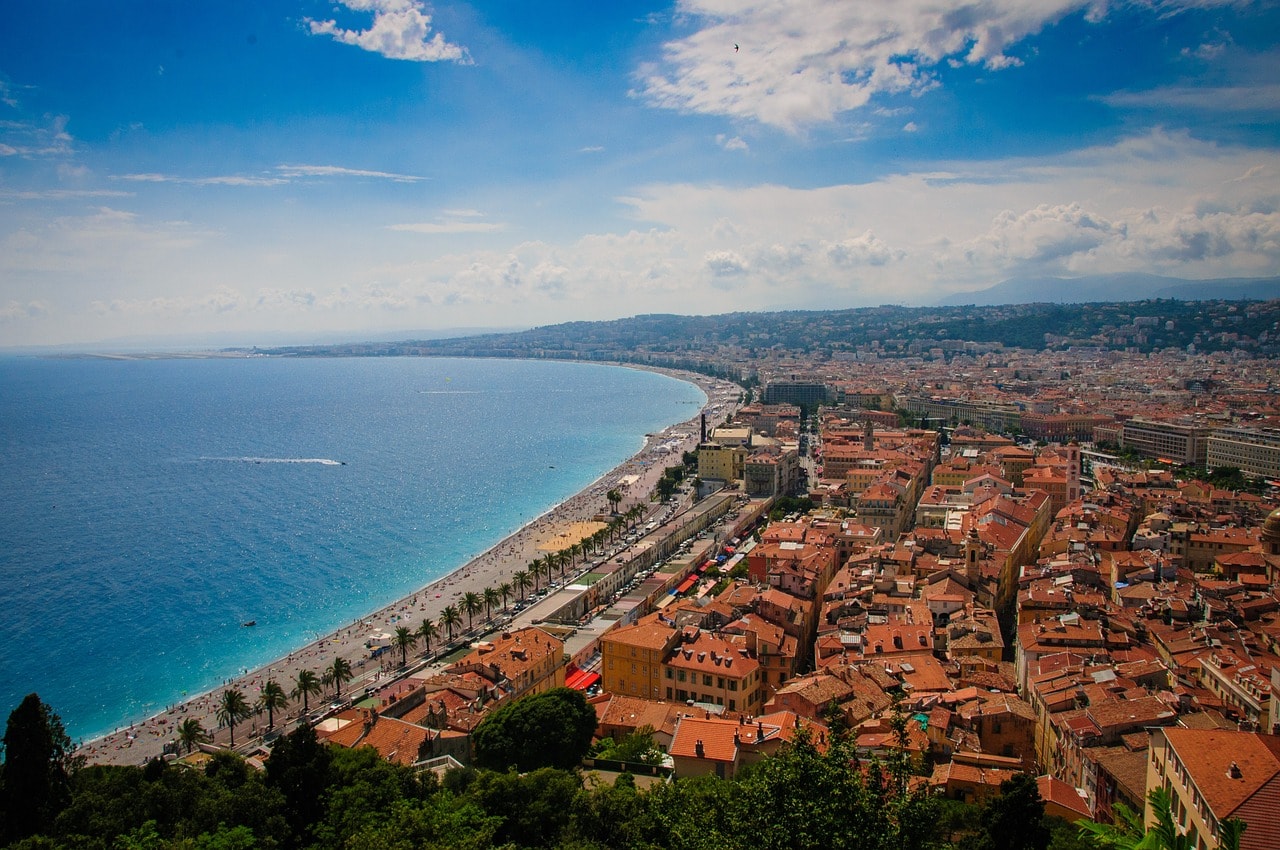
[[1261, 508, 1280, 546]]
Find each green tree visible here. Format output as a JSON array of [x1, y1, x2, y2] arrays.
[[462, 591, 483, 630], [327, 657, 354, 697], [257, 680, 288, 730], [0, 693, 79, 843], [606, 488, 622, 514], [393, 625, 417, 668], [292, 669, 322, 714], [514, 570, 533, 601], [472, 687, 597, 772], [264, 723, 333, 847], [416, 617, 439, 657], [440, 605, 463, 641], [483, 586, 501, 621], [970, 773, 1051, 850], [178, 717, 211, 754], [497, 582, 513, 611], [216, 688, 252, 748]]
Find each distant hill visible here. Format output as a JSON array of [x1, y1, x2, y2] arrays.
[[938, 273, 1280, 306]]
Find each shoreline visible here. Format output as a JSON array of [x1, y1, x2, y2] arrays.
[[81, 365, 735, 766]]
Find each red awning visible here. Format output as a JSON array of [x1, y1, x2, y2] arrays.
[[676, 575, 698, 594], [566, 669, 593, 690]]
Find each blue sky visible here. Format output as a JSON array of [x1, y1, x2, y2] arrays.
[[1, 0, 1278, 346]]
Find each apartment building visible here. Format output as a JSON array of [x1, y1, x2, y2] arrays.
[[1206, 426, 1280, 479], [1146, 727, 1280, 850]]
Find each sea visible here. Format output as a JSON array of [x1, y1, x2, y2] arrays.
[[0, 355, 706, 743]]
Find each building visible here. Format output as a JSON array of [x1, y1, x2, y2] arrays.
[[445, 627, 567, 699], [1146, 727, 1280, 850], [1206, 427, 1280, 479], [698, 442, 748, 485], [1120, 419, 1211, 465], [762, 381, 827, 408]]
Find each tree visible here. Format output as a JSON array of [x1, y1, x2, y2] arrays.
[[462, 591, 483, 630], [497, 582, 513, 610], [440, 604, 462, 641], [483, 586, 500, 621], [216, 688, 252, 748], [970, 773, 1050, 850], [292, 669, 322, 714], [606, 488, 622, 514], [472, 687, 597, 772], [177, 717, 210, 754], [327, 657, 353, 697], [265, 723, 333, 846], [513, 571, 532, 601], [257, 680, 288, 730], [416, 617, 439, 657], [0, 693, 79, 843], [393, 626, 417, 668]]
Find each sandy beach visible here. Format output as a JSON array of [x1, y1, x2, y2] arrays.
[[81, 366, 735, 766]]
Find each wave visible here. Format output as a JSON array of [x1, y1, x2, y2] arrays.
[[200, 456, 345, 466]]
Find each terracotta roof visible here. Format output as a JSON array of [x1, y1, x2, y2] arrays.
[[1037, 775, 1092, 819], [1162, 728, 1280, 821]]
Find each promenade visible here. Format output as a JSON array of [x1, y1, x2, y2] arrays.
[[81, 368, 738, 765]]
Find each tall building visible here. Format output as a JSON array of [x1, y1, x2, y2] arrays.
[[762, 381, 827, 407]]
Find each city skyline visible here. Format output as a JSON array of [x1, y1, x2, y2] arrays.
[[2, 0, 1278, 347]]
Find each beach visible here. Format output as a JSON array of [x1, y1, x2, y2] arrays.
[[80, 366, 734, 766]]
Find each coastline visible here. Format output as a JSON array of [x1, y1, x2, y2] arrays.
[[80, 365, 734, 766]]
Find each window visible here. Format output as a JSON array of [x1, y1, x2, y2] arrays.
[[666, 667, 673, 679], [704, 674, 713, 686], [729, 680, 738, 691]]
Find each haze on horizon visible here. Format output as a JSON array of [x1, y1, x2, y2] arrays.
[[1, 0, 1278, 348]]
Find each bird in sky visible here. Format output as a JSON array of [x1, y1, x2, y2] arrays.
[[734, 43, 739, 52]]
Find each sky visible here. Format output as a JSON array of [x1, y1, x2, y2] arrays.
[[1, 0, 1278, 347]]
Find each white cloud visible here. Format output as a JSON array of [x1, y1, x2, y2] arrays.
[[705, 249, 749, 276], [114, 164, 426, 186], [579, 145, 605, 153], [716, 133, 749, 151], [308, 0, 470, 63], [635, 0, 1244, 130], [1103, 84, 1280, 112], [276, 164, 426, 181], [388, 221, 507, 234]]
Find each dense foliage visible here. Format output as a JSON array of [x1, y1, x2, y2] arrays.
[[0, 693, 1217, 850], [471, 687, 597, 772]]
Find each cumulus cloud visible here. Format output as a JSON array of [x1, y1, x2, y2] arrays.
[[716, 134, 749, 151], [635, 0, 1241, 130], [705, 249, 749, 276], [307, 0, 470, 63], [825, 231, 903, 267], [0, 300, 49, 321]]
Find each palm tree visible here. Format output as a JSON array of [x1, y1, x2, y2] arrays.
[[177, 717, 209, 754], [327, 656, 353, 697], [497, 582, 513, 610], [483, 586, 500, 620], [440, 605, 462, 641], [393, 625, 416, 668], [569, 541, 583, 565], [292, 669, 322, 714], [416, 617, 439, 657], [556, 550, 571, 579], [513, 571, 532, 601], [606, 488, 622, 514], [462, 591, 483, 630], [541, 554, 557, 586], [528, 559, 542, 593], [216, 688, 252, 748], [257, 680, 288, 730]]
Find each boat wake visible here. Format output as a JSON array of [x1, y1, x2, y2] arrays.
[[200, 456, 345, 466]]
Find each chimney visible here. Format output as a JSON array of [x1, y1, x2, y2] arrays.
[[1228, 761, 1243, 779], [695, 739, 705, 758]]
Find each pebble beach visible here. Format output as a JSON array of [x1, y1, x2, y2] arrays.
[[81, 367, 733, 766]]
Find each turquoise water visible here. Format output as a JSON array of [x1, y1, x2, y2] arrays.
[[0, 356, 705, 741]]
